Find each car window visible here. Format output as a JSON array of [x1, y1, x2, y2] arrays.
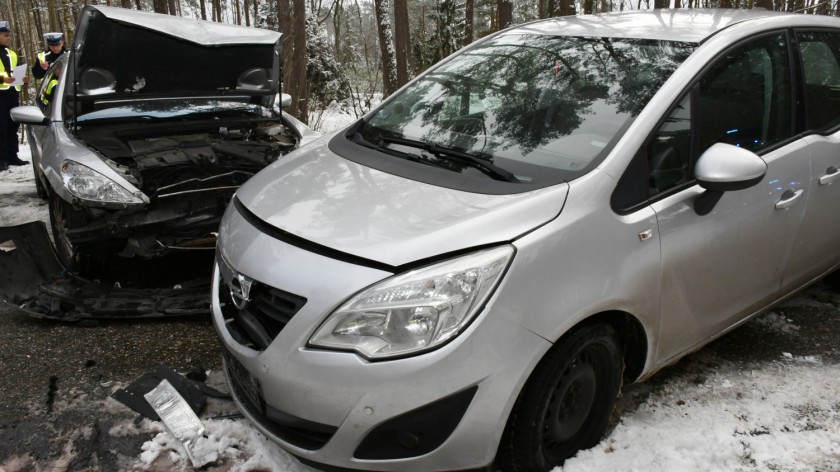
[[648, 95, 692, 195], [37, 66, 61, 115], [355, 35, 695, 189], [696, 33, 792, 154], [797, 31, 840, 131], [613, 33, 793, 212]]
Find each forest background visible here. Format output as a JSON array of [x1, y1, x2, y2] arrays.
[[0, 0, 837, 130]]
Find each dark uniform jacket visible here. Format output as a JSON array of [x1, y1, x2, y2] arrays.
[[32, 48, 65, 80]]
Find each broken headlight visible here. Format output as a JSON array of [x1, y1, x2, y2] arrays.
[[309, 246, 514, 360], [61, 160, 143, 204]]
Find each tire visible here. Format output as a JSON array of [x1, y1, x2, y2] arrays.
[[49, 193, 78, 271], [825, 271, 840, 291], [33, 165, 47, 200], [497, 324, 623, 472]]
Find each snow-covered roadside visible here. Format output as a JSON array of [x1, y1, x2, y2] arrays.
[[0, 146, 49, 229], [1, 141, 837, 472]]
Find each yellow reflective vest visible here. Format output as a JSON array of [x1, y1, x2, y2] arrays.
[[40, 78, 58, 106], [0, 48, 21, 91]]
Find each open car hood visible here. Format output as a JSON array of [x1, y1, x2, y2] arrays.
[[70, 6, 282, 112]]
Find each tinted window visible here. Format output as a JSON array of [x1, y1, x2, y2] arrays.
[[648, 95, 691, 194], [357, 35, 695, 187], [613, 33, 794, 211], [797, 32, 840, 131], [696, 33, 792, 154]]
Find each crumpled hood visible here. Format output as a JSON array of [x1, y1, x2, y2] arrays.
[[236, 137, 568, 267]]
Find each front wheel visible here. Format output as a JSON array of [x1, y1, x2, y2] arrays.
[[49, 193, 78, 271], [33, 165, 47, 199], [497, 324, 623, 472]]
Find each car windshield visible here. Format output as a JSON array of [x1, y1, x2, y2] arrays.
[[357, 34, 695, 185], [75, 99, 275, 124]]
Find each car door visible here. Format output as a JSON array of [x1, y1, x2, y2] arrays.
[[29, 61, 62, 171], [781, 30, 840, 290], [634, 32, 809, 364]]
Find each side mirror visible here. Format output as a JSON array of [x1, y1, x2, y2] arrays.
[[11, 106, 49, 126], [280, 93, 292, 108], [694, 143, 767, 215]]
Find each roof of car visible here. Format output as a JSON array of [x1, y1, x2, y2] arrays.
[[505, 9, 813, 43], [85, 5, 281, 45]]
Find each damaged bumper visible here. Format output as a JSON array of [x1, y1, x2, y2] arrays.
[[0, 222, 209, 320]]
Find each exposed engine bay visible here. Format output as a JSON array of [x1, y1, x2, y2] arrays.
[[58, 118, 300, 281]]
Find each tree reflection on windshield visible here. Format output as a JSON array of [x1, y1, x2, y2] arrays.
[[360, 34, 695, 179]]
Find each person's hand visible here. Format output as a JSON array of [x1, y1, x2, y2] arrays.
[[40, 61, 47, 70], [22, 76, 30, 84], [2, 76, 12, 84]]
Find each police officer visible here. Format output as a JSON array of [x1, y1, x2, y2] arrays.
[[0, 21, 29, 171], [40, 63, 60, 108], [33, 32, 65, 82]]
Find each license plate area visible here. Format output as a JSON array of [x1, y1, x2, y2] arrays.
[[222, 349, 265, 415]]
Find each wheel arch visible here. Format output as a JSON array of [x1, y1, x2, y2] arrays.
[[555, 310, 648, 384]]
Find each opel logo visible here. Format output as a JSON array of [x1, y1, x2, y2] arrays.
[[229, 273, 253, 310]]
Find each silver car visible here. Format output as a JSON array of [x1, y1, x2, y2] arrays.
[[213, 9, 840, 471], [12, 6, 314, 281]]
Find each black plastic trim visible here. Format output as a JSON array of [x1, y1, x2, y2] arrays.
[[353, 386, 478, 460], [233, 197, 396, 273]]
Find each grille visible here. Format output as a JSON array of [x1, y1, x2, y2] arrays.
[[218, 275, 307, 351]]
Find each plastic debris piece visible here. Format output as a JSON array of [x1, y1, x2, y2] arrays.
[[100, 380, 113, 388], [144, 379, 209, 467], [111, 366, 207, 420]]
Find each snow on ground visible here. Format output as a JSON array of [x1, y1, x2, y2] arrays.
[[0, 146, 49, 229], [2, 129, 838, 471]]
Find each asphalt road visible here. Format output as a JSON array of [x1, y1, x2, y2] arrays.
[[0, 305, 223, 470]]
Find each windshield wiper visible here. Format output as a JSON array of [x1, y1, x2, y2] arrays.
[[381, 135, 519, 183]]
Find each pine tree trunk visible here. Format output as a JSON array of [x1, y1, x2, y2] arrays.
[[47, 0, 57, 30], [235, 0, 242, 24], [244, 0, 251, 26], [393, 0, 410, 87], [333, 0, 341, 58], [374, 0, 397, 95], [200, 0, 207, 20], [253, 0, 259, 26], [291, 0, 308, 119], [465, 0, 474, 43], [497, 0, 512, 30], [122, 0, 132, 7]]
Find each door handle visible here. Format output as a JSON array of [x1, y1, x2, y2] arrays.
[[775, 189, 804, 210], [819, 166, 840, 185]]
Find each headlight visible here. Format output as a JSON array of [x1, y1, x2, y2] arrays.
[[61, 160, 143, 204], [309, 245, 514, 359]]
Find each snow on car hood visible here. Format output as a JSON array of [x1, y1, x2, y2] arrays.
[[235, 137, 568, 267], [83, 6, 281, 45], [70, 6, 281, 111]]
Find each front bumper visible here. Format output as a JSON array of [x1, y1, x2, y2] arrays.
[[211, 203, 551, 471]]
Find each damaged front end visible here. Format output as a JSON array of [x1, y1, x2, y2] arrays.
[[4, 5, 309, 319], [61, 115, 298, 266], [0, 222, 209, 320]]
